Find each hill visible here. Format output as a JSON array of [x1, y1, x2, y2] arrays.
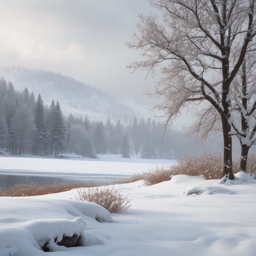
[[0, 66, 142, 123]]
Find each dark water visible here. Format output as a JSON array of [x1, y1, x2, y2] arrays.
[[0, 171, 131, 190]]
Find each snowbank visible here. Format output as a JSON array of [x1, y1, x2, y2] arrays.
[[0, 197, 112, 255], [1, 172, 256, 255]]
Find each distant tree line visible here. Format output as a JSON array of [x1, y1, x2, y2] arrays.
[[0, 78, 212, 159]]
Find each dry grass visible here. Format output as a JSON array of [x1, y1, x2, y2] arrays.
[[76, 186, 131, 213], [115, 153, 224, 186], [0, 181, 98, 197], [170, 152, 224, 180], [241, 154, 256, 175], [113, 173, 145, 184], [116, 152, 256, 186]]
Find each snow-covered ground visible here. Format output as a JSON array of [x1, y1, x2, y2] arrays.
[[1, 171, 256, 256]]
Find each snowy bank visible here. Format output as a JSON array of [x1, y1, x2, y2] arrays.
[[0, 197, 112, 255], [1, 172, 256, 255]]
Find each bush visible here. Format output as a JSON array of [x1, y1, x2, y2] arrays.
[[76, 186, 131, 213]]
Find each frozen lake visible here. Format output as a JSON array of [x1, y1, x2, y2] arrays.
[[0, 156, 175, 189], [0, 171, 130, 190]]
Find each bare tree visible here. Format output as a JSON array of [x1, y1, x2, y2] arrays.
[[127, 0, 256, 179], [187, 56, 256, 173], [230, 56, 256, 172]]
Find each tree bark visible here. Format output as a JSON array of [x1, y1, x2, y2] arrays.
[[240, 144, 249, 172], [222, 115, 234, 179]]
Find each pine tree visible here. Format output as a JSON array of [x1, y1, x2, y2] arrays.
[[93, 121, 107, 154], [8, 122, 15, 154], [131, 117, 140, 154], [0, 78, 7, 102], [28, 92, 36, 113], [0, 116, 8, 151], [7, 82, 16, 103], [84, 115, 91, 131], [121, 135, 131, 158], [45, 100, 55, 155], [141, 140, 156, 159], [52, 101, 67, 157], [22, 88, 29, 105], [13, 104, 35, 154], [33, 94, 46, 155], [82, 134, 96, 158]]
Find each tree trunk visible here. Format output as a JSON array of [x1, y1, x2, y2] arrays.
[[240, 144, 249, 172], [222, 115, 234, 180]]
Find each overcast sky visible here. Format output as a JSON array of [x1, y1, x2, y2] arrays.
[[0, 1, 156, 101], [0, 0, 195, 129]]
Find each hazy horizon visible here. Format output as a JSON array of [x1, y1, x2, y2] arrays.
[[0, 0, 197, 130], [0, 1, 155, 103]]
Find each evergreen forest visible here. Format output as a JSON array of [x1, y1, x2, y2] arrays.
[[0, 78, 214, 159]]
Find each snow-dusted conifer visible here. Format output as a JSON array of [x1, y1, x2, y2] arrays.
[[22, 88, 29, 105], [82, 134, 96, 158], [131, 117, 140, 154], [45, 100, 55, 155], [28, 92, 36, 113], [13, 104, 35, 154], [93, 121, 107, 154], [33, 94, 46, 155], [52, 101, 67, 157], [141, 140, 156, 159], [0, 117, 8, 151], [121, 135, 131, 158]]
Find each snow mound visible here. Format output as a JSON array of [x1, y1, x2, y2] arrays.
[[235, 171, 256, 183], [170, 175, 205, 184], [217, 171, 256, 185], [0, 197, 113, 255], [184, 185, 236, 196]]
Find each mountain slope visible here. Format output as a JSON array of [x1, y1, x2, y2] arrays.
[[0, 66, 142, 122]]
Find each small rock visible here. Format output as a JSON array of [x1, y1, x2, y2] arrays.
[[42, 234, 81, 252], [57, 234, 80, 247]]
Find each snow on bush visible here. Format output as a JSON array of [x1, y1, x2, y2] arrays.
[[76, 186, 131, 213]]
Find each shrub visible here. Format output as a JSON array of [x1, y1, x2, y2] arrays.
[[76, 186, 131, 213]]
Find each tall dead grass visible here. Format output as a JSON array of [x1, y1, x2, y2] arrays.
[[170, 152, 224, 180], [233, 154, 256, 175], [116, 152, 256, 186], [0, 181, 98, 197], [76, 186, 131, 213]]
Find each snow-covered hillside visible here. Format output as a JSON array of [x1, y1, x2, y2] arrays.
[[0, 66, 143, 123]]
